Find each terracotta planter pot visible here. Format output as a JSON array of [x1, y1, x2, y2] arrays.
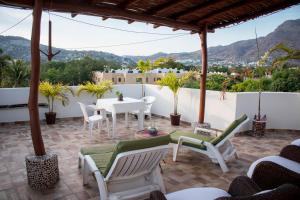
[[170, 114, 181, 126], [45, 112, 56, 124]]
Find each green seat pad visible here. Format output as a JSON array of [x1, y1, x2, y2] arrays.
[[170, 131, 214, 150], [80, 143, 116, 155], [103, 135, 170, 177], [211, 114, 247, 145], [90, 152, 114, 175]]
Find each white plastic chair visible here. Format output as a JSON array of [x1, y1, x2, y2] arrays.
[[78, 102, 109, 136], [131, 96, 156, 120]]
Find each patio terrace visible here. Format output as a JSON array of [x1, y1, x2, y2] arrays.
[[0, 115, 299, 200]]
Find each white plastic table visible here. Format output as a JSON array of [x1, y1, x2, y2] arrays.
[[90, 97, 145, 137]]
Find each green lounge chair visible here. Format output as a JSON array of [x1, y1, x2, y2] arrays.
[[170, 115, 249, 172], [81, 135, 170, 200]]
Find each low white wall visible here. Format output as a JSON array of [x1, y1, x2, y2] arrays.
[[1, 84, 300, 131], [235, 92, 300, 130], [0, 84, 142, 123], [144, 85, 237, 130]]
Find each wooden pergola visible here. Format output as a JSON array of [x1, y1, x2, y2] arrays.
[[0, 0, 299, 156]]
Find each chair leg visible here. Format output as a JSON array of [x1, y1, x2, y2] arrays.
[[83, 158, 90, 185], [106, 118, 110, 135], [83, 121, 87, 130], [153, 166, 166, 194], [173, 144, 180, 162], [89, 122, 94, 136], [210, 147, 229, 173], [99, 120, 102, 133]]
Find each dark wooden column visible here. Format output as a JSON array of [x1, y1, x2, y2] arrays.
[[28, 0, 46, 156], [199, 25, 208, 123]]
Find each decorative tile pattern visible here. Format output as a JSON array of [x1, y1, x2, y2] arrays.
[[0, 115, 299, 199]]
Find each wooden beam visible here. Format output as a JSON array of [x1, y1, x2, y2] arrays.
[[192, 0, 257, 25], [170, 0, 227, 19], [29, 0, 45, 156], [0, 0, 202, 31], [146, 0, 183, 15], [210, 0, 299, 29], [199, 25, 207, 124], [118, 0, 138, 9]]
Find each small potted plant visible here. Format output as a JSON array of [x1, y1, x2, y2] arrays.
[[39, 81, 73, 124], [156, 72, 191, 125], [115, 91, 123, 101], [77, 80, 113, 102]]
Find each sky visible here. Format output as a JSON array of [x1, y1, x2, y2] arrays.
[[0, 5, 299, 56]]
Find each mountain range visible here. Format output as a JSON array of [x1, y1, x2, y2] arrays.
[[0, 19, 299, 66]]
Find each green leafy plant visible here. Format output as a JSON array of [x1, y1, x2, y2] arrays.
[[115, 90, 122, 97], [156, 72, 192, 115], [39, 81, 74, 113], [259, 43, 300, 68], [4, 60, 30, 87], [77, 80, 113, 99]]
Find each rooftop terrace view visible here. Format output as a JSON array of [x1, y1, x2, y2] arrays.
[[0, 0, 300, 200]]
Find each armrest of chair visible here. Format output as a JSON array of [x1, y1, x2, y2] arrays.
[[85, 155, 100, 173], [227, 176, 261, 197], [280, 145, 300, 163], [216, 184, 300, 200], [149, 190, 167, 200], [251, 161, 300, 190], [178, 136, 209, 146], [194, 127, 217, 135]]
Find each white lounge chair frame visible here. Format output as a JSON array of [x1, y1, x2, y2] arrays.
[[83, 145, 169, 200], [172, 117, 249, 172]]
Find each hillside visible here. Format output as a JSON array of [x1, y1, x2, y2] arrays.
[[127, 19, 300, 65], [0, 19, 299, 66], [0, 36, 136, 66]]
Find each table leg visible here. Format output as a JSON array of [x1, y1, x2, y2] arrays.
[[125, 112, 128, 128], [112, 111, 117, 137], [138, 109, 144, 131]]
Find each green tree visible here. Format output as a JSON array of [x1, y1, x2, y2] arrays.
[[156, 72, 192, 115], [271, 69, 300, 92], [0, 49, 11, 87], [206, 74, 227, 91], [4, 60, 30, 87], [137, 59, 152, 72], [259, 43, 300, 68]]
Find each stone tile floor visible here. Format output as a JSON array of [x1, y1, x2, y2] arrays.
[[0, 115, 299, 200]]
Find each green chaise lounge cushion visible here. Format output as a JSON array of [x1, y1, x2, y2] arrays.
[[80, 143, 116, 155], [170, 114, 248, 149], [89, 135, 170, 177], [210, 114, 247, 145], [90, 152, 114, 175]]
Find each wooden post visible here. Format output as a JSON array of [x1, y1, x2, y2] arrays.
[[28, 0, 46, 156], [199, 25, 208, 123]]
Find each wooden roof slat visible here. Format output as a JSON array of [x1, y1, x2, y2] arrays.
[[192, 0, 259, 25], [210, 0, 299, 29], [118, 0, 139, 9], [170, 0, 228, 19], [0, 0, 299, 32], [146, 0, 183, 15]]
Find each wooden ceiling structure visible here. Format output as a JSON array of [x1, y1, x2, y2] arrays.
[[1, 0, 299, 33], [0, 0, 299, 156]]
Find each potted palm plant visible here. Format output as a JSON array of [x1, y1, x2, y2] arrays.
[[77, 80, 113, 102], [156, 72, 191, 125], [39, 81, 73, 124]]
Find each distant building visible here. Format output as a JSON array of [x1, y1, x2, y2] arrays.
[[93, 68, 187, 84]]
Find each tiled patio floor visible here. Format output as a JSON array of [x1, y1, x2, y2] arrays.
[[0, 115, 299, 200]]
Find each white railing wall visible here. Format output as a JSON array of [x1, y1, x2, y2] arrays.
[[0, 84, 300, 130]]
